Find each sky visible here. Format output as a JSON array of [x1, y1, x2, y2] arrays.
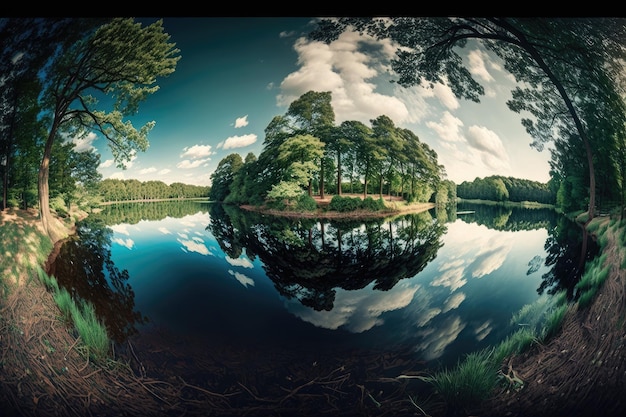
[[77, 17, 553, 187]]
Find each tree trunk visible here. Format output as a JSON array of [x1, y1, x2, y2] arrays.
[[38, 124, 64, 242], [337, 152, 342, 196]]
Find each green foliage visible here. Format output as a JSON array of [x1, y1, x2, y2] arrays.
[[541, 303, 569, 340], [425, 350, 499, 411], [70, 299, 109, 362], [328, 195, 361, 212], [266, 181, 305, 205], [295, 194, 317, 211]]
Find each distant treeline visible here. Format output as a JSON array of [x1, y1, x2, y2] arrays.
[[456, 175, 555, 205], [98, 178, 210, 202]]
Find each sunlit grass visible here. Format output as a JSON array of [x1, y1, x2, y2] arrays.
[[35, 265, 110, 362], [70, 299, 109, 362]]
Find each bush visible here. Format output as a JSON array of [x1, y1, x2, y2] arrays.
[[295, 194, 317, 211], [361, 196, 385, 211]]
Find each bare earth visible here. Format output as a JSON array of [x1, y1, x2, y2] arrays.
[[1, 208, 625, 417]]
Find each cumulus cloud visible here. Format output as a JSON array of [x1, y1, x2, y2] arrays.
[[278, 30, 410, 125], [181, 144, 213, 159], [177, 158, 211, 169], [427, 111, 465, 144], [72, 132, 97, 152], [466, 125, 510, 171], [234, 115, 249, 128], [467, 49, 495, 84], [159, 168, 171, 175], [139, 167, 157, 175], [100, 159, 114, 168], [217, 134, 257, 150]]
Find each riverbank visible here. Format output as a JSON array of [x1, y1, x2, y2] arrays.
[[1, 206, 625, 416], [241, 193, 436, 219]]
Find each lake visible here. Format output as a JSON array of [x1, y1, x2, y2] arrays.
[[48, 200, 598, 409]]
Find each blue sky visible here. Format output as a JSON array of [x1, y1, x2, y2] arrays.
[[76, 17, 552, 187]]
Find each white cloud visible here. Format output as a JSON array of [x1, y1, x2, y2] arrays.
[[426, 111, 465, 144], [158, 227, 171, 234], [277, 30, 410, 125], [234, 115, 249, 128], [72, 132, 97, 153], [177, 158, 211, 169], [217, 134, 257, 150], [159, 168, 171, 175], [466, 125, 510, 171], [467, 49, 495, 84], [139, 167, 158, 175], [100, 159, 114, 168], [180, 144, 213, 159]]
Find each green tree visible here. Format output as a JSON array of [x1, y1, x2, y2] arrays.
[[271, 134, 325, 199], [286, 91, 335, 198], [309, 17, 626, 220], [36, 18, 180, 240], [209, 153, 243, 202]]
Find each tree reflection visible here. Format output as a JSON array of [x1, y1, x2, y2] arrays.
[[208, 206, 446, 311], [48, 216, 147, 343], [538, 216, 600, 299], [456, 202, 600, 300], [455, 202, 558, 231]]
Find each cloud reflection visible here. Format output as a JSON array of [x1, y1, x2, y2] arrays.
[[178, 238, 211, 256], [286, 282, 418, 333], [228, 270, 255, 288]]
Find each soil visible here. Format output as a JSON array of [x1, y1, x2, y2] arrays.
[[1, 207, 625, 417]]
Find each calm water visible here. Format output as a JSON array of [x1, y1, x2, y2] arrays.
[[49, 200, 597, 394]]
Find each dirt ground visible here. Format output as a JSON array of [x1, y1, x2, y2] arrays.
[[1, 209, 625, 417]]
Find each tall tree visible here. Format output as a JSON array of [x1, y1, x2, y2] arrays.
[[309, 17, 626, 220], [36, 18, 180, 240], [286, 91, 335, 199]]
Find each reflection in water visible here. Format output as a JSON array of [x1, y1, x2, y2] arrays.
[[208, 204, 446, 312], [49, 200, 599, 373], [48, 217, 147, 343]]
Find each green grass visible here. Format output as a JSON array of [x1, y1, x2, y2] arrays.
[[70, 300, 109, 362], [423, 350, 499, 413], [35, 265, 110, 362]]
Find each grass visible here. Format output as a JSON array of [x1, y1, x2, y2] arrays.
[[35, 265, 110, 362]]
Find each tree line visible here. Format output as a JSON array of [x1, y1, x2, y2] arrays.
[[209, 90, 455, 209], [98, 178, 209, 202], [457, 175, 555, 205]]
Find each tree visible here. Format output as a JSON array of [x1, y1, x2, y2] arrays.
[[36, 18, 180, 240], [309, 17, 626, 220], [286, 91, 335, 199], [209, 153, 243, 202]]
